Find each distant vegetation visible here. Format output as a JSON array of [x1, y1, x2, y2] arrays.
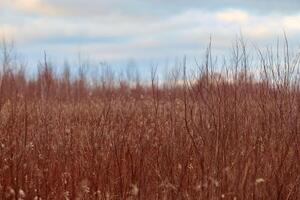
[[0, 37, 299, 199]]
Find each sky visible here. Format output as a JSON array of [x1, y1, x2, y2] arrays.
[[1, 0, 300, 75]]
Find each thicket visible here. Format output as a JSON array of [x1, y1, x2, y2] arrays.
[[0, 38, 299, 199]]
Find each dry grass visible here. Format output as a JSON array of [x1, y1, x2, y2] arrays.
[[0, 39, 299, 199]]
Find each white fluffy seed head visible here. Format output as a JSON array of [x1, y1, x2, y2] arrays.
[[256, 178, 265, 184], [5, 186, 15, 198], [18, 189, 26, 198], [130, 184, 139, 196]]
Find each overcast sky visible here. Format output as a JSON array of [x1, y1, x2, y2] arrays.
[[1, 0, 300, 69]]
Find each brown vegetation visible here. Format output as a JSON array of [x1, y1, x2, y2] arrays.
[[0, 39, 299, 199]]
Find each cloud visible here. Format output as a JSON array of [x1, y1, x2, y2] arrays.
[[283, 15, 300, 31], [2, 0, 300, 65], [2, 0, 296, 18], [9, 9, 295, 61], [216, 10, 249, 24], [148, 0, 300, 14], [0, 24, 20, 43], [38, 0, 300, 18], [27, 0, 150, 17], [2, 0, 63, 16]]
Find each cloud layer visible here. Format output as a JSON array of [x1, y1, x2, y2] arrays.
[[1, 0, 300, 66]]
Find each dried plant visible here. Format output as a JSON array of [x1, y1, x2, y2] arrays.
[[0, 37, 299, 199]]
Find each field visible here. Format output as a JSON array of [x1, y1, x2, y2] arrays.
[[0, 40, 299, 199]]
